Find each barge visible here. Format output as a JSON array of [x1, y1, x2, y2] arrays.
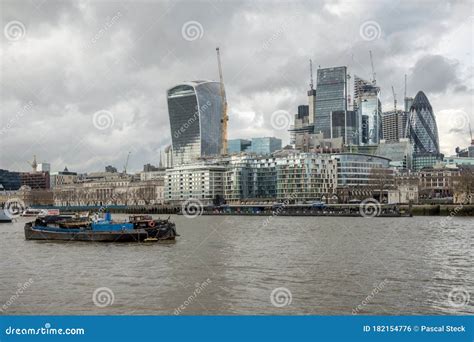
[[24, 213, 178, 242]]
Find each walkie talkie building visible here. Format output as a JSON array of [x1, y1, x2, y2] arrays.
[[167, 81, 223, 165]]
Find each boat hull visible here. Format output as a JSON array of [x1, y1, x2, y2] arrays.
[[24, 223, 174, 242]]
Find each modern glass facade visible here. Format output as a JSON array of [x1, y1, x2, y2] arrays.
[[224, 154, 337, 202], [331, 110, 358, 145], [0, 169, 21, 190], [224, 155, 278, 200], [375, 139, 413, 170], [354, 76, 381, 145], [314, 67, 347, 138], [408, 91, 439, 155], [331, 153, 391, 187], [167, 81, 223, 165], [276, 154, 337, 201], [249, 137, 282, 155], [413, 152, 443, 171], [227, 139, 251, 154]]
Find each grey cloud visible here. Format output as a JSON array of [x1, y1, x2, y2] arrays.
[[408, 54, 464, 95], [0, 0, 472, 172]]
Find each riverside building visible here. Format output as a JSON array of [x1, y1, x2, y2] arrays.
[[275, 153, 337, 202], [165, 152, 394, 204], [165, 163, 226, 203]]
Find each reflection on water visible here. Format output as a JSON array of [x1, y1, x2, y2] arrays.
[[0, 215, 472, 315]]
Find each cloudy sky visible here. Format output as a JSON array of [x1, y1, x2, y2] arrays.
[[1, 0, 473, 173]]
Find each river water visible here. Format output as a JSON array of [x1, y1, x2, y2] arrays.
[[0, 214, 472, 315]]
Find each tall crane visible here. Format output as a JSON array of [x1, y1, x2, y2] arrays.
[[404, 74, 407, 100], [216, 47, 228, 156], [123, 151, 131, 174], [469, 121, 473, 145], [391, 86, 397, 111], [369, 50, 376, 85], [27, 155, 37, 171], [309, 59, 314, 90]]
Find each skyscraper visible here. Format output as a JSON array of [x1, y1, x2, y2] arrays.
[[382, 110, 408, 143], [331, 110, 358, 145], [314, 66, 348, 138], [408, 91, 440, 154], [354, 76, 382, 145], [167, 81, 223, 165]]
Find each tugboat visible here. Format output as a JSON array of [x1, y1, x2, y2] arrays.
[[24, 212, 178, 242], [128, 215, 178, 241]]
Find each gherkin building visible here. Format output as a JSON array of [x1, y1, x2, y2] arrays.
[[408, 91, 439, 154]]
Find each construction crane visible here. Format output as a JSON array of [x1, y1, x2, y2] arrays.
[[27, 155, 37, 171], [404, 74, 407, 100], [369, 50, 376, 85], [391, 86, 397, 111], [470, 121, 474, 145], [309, 59, 314, 90], [216, 47, 228, 156], [123, 151, 131, 174]]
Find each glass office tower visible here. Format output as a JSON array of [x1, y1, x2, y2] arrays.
[[408, 91, 439, 154], [314, 66, 347, 138], [354, 76, 382, 145], [227, 139, 251, 154], [249, 137, 282, 155], [167, 81, 223, 165]]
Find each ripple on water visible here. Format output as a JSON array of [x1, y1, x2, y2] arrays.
[[0, 215, 472, 315]]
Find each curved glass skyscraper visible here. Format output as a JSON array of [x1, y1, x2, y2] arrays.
[[408, 91, 439, 154], [167, 81, 223, 165]]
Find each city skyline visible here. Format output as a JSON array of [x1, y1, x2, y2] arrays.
[[1, 0, 472, 173]]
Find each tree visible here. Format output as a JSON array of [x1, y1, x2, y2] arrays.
[[453, 166, 474, 203]]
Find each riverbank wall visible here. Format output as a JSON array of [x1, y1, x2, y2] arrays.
[[31, 204, 474, 216]]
